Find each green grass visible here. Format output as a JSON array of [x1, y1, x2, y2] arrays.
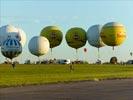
[[0, 64, 133, 87]]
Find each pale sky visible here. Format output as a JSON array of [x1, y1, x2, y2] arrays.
[[0, 0, 133, 63]]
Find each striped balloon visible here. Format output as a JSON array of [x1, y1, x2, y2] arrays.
[[1, 38, 22, 59]]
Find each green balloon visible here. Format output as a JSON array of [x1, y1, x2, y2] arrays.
[[65, 27, 87, 49], [40, 26, 63, 48]]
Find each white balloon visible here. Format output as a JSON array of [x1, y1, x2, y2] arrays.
[[0, 25, 18, 46], [1, 38, 22, 59], [28, 36, 50, 57], [87, 25, 105, 48], [17, 28, 26, 47], [0, 25, 26, 47]]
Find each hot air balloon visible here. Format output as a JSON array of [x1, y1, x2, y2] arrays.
[[0, 25, 18, 46], [87, 24, 105, 58], [16, 28, 26, 47], [84, 48, 87, 53], [1, 38, 22, 60], [101, 22, 126, 50], [40, 26, 63, 52], [0, 25, 27, 47], [83, 48, 88, 61], [65, 27, 87, 60], [28, 36, 50, 57], [65, 27, 87, 50]]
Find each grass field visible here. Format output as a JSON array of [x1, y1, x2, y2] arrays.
[[0, 64, 133, 87]]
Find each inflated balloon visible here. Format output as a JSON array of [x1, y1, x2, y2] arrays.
[[87, 25, 104, 48], [87, 25, 105, 58], [16, 28, 26, 47], [84, 48, 87, 53], [101, 22, 126, 49], [1, 38, 22, 59], [65, 27, 87, 49], [28, 36, 50, 57], [40, 26, 63, 49], [0, 25, 27, 47], [0, 25, 18, 46]]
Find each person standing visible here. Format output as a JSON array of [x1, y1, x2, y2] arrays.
[[12, 62, 16, 69], [69, 62, 74, 72]]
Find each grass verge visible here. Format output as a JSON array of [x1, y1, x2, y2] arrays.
[[0, 64, 133, 87]]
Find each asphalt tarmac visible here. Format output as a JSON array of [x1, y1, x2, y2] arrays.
[[0, 79, 133, 100]]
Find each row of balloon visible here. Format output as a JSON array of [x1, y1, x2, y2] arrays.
[[29, 26, 86, 61], [65, 22, 126, 60], [89, 22, 126, 60], [0, 22, 126, 64], [28, 26, 63, 62], [33, 21, 123, 59], [0, 25, 26, 64], [41, 22, 126, 60]]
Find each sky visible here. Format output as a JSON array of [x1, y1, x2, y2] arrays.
[[0, 0, 133, 63]]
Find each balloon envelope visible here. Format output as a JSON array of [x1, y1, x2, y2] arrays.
[[87, 25, 104, 48], [1, 38, 22, 59], [17, 28, 26, 47], [101, 22, 126, 46], [65, 27, 87, 49], [28, 36, 50, 57], [0, 25, 26, 47], [40, 26, 63, 48], [0, 25, 18, 46]]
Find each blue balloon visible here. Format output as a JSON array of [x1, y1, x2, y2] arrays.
[[1, 38, 22, 59]]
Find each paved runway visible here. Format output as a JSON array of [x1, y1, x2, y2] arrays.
[[0, 79, 133, 100]]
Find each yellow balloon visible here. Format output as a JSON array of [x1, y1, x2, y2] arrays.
[[101, 22, 126, 46], [40, 26, 63, 48], [65, 27, 87, 49]]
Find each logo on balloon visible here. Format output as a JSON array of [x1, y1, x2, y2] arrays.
[[73, 33, 79, 40], [51, 32, 56, 39]]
